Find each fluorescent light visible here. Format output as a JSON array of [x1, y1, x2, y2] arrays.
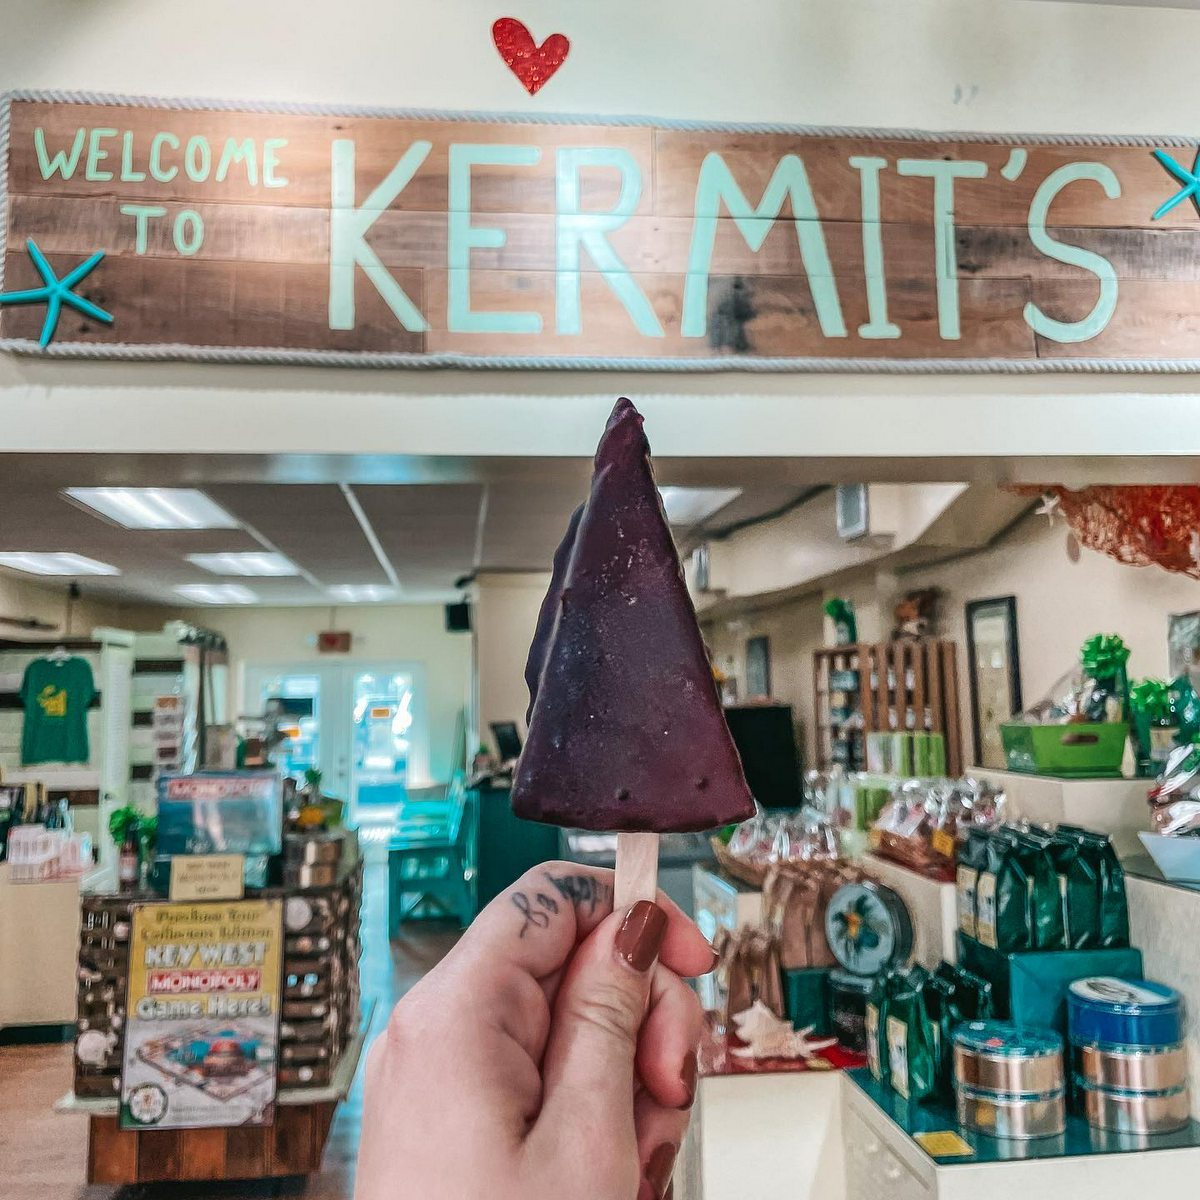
[[658, 487, 742, 526], [186, 552, 299, 577], [175, 583, 258, 604], [0, 552, 120, 576], [328, 584, 398, 603], [65, 488, 238, 530]]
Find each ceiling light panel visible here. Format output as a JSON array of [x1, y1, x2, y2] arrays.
[[328, 584, 399, 603], [65, 488, 239, 530], [186, 552, 299, 577], [0, 552, 120, 576], [658, 487, 742, 527], [175, 583, 258, 604]]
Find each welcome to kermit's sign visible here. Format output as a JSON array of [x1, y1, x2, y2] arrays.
[[1, 93, 1198, 370]]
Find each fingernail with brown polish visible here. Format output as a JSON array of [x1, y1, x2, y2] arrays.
[[644, 1142, 678, 1200], [615, 900, 667, 972], [677, 1051, 698, 1109]]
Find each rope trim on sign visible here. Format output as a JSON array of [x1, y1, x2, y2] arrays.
[[4, 88, 1200, 146], [0, 89, 1195, 372], [4, 337, 1200, 373]]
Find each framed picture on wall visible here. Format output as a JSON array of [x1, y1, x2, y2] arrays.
[[745, 635, 772, 698], [965, 596, 1022, 770], [1168, 611, 1200, 684]]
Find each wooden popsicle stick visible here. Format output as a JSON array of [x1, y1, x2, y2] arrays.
[[614, 832, 660, 911]]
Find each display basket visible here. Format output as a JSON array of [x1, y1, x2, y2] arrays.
[[1000, 722, 1127, 777], [710, 837, 770, 888]]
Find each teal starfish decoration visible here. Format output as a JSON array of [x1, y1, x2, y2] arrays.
[[0, 238, 113, 347], [1151, 148, 1200, 221]]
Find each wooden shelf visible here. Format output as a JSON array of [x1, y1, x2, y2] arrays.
[[0, 638, 104, 652], [813, 639, 962, 775], [132, 658, 184, 675], [0, 690, 102, 710]]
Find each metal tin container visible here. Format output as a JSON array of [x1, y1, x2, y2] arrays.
[[1077, 1077, 1190, 1135], [1067, 978, 1183, 1050], [825, 880, 913, 977], [956, 1085, 1066, 1139], [1076, 1042, 1188, 1092], [953, 1021, 1065, 1096]]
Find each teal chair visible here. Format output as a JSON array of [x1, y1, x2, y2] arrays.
[[387, 778, 476, 935]]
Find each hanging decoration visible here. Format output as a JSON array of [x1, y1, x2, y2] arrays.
[[1009, 485, 1200, 579], [0, 238, 112, 347], [1034, 492, 1063, 525], [491, 18, 570, 95]]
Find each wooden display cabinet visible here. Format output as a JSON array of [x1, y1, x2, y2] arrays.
[[813, 640, 963, 776]]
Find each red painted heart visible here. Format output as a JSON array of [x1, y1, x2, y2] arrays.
[[491, 18, 570, 96]]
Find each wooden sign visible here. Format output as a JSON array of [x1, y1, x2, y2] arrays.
[[4, 91, 1200, 370]]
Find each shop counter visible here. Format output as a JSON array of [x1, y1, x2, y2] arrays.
[[843, 1069, 1200, 1200], [56, 1000, 374, 1183], [0, 862, 110, 1032], [679, 1069, 845, 1200], [1126, 866, 1200, 1118], [59, 839, 364, 1185], [472, 781, 559, 910]]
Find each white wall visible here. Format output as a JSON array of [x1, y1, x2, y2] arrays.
[[703, 508, 1200, 767], [0, 570, 166, 639], [470, 572, 551, 751], [177, 603, 472, 785], [5, 0, 1200, 467]]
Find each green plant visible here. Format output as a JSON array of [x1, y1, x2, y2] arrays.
[[303, 767, 324, 791], [108, 805, 155, 854], [107, 804, 142, 846]]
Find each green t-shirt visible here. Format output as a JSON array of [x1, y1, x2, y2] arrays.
[[20, 656, 96, 765]]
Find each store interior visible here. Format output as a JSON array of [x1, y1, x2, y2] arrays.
[[11, 0, 1200, 1196], [7, 447, 1200, 1199]]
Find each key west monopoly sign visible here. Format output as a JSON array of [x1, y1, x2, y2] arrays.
[[3, 92, 1200, 370]]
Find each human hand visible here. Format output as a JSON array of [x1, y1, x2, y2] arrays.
[[355, 861, 714, 1200]]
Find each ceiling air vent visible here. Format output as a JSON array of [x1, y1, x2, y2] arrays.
[[836, 484, 870, 541]]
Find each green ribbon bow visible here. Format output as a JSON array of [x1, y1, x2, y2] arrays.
[[1080, 633, 1130, 682], [1130, 678, 1171, 723]]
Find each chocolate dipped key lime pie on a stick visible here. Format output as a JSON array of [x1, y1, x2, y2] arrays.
[[512, 398, 755, 908]]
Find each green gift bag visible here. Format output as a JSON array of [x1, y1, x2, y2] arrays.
[[782, 967, 832, 1036]]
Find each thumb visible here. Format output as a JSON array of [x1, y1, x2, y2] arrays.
[[532, 900, 667, 1145]]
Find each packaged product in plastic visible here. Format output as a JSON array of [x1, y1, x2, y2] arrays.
[[1019, 634, 1130, 725]]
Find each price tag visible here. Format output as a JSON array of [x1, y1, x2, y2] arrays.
[[914, 1130, 974, 1158], [931, 829, 956, 858], [169, 854, 245, 902]]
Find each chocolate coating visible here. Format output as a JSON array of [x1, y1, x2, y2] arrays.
[[512, 398, 755, 833], [524, 502, 583, 725]]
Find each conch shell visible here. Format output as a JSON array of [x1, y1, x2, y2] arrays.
[[730, 1000, 837, 1061]]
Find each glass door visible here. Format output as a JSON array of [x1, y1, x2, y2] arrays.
[[239, 661, 426, 834], [242, 666, 326, 781], [347, 665, 416, 832]]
